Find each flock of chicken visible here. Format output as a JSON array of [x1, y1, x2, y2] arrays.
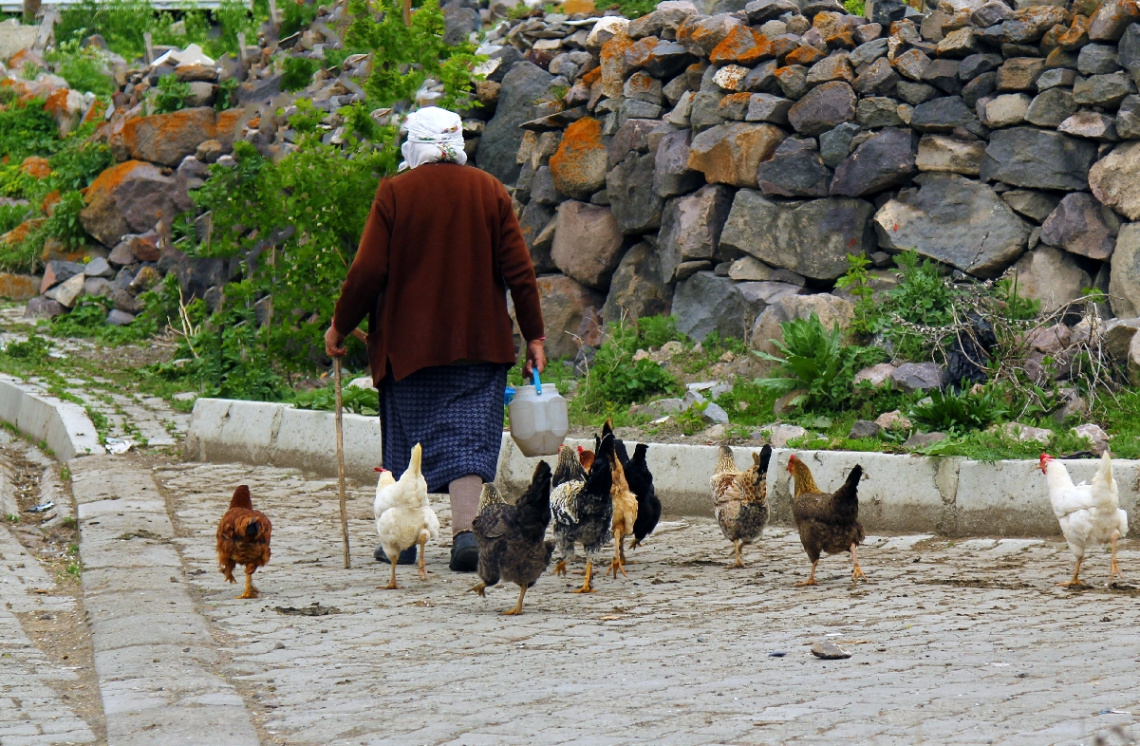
[[214, 429, 1129, 614]]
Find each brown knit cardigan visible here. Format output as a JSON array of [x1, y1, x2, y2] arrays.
[[332, 162, 545, 384]]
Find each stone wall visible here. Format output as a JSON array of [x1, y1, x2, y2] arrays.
[[469, 0, 1140, 354]]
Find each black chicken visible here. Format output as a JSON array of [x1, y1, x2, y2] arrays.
[[470, 461, 555, 615], [614, 440, 661, 556]]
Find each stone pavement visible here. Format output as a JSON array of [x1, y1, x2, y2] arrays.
[[0, 526, 97, 746], [10, 450, 1140, 745]]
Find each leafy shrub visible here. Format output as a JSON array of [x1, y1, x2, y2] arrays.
[[287, 97, 324, 133], [993, 275, 1041, 321], [3, 335, 52, 361], [843, 0, 865, 15], [47, 126, 114, 193], [47, 39, 115, 96], [152, 75, 191, 114], [42, 191, 90, 250], [910, 386, 1008, 432], [280, 0, 321, 37], [573, 319, 681, 415], [292, 382, 379, 415], [604, 0, 658, 18], [215, 78, 240, 111], [0, 98, 61, 161], [345, 0, 482, 110], [755, 313, 886, 411], [0, 203, 29, 234], [282, 57, 319, 92]]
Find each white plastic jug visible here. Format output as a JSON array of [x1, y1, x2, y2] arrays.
[[508, 371, 569, 457]]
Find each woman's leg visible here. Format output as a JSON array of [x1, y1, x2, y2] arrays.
[[449, 474, 483, 535]]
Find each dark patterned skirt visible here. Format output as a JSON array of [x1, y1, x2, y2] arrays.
[[380, 363, 509, 492]]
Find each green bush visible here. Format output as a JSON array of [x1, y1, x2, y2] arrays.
[[573, 319, 681, 416], [152, 75, 191, 114], [280, 0, 321, 37], [292, 382, 379, 415], [0, 203, 29, 234], [755, 313, 886, 411], [843, 0, 865, 15], [0, 98, 61, 161], [282, 57, 319, 92], [47, 39, 115, 96], [42, 191, 90, 250], [910, 386, 1008, 432]]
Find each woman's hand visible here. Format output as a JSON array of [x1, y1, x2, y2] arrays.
[[324, 325, 346, 358], [523, 339, 546, 378]]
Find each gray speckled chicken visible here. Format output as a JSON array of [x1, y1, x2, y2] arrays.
[[470, 462, 554, 615], [710, 445, 772, 568]]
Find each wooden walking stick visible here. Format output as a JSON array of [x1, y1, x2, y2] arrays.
[[334, 357, 351, 569]]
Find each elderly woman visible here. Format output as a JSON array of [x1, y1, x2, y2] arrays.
[[325, 107, 546, 572]]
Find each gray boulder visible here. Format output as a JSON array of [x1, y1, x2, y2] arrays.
[[1025, 88, 1077, 127], [720, 191, 876, 280], [602, 242, 673, 324], [477, 62, 554, 183], [672, 271, 765, 341], [658, 184, 735, 282], [981, 127, 1099, 190], [1072, 72, 1137, 108], [756, 140, 832, 197], [1001, 189, 1061, 222], [830, 127, 917, 197], [1089, 142, 1140, 221], [910, 95, 986, 137], [653, 128, 705, 198], [1110, 224, 1140, 318], [915, 134, 985, 175], [787, 81, 857, 136], [874, 173, 1030, 278], [1009, 246, 1093, 314], [890, 362, 946, 393], [550, 202, 625, 290], [1119, 95, 1140, 139], [1040, 192, 1121, 260], [607, 151, 664, 234]]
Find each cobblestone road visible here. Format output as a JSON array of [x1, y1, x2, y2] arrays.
[[143, 459, 1140, 746]]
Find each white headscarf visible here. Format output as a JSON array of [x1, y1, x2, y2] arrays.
[[398, 106, 468, 171]]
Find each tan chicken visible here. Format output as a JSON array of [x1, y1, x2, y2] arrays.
[[709, 445, 771, 568], [606, 436, 638, 579]]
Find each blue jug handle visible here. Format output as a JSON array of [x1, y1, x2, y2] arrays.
[[532, 369, 542, 396]]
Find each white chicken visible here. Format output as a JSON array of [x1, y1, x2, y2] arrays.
[[1039, 451, 1128, 587], [374, 443, 440, 589]]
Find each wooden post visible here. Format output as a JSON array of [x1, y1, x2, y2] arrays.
[[143, 31, 154, 65], [334, 358, 351, 569], [236, 31, 247, 79], [402, 0, 411, 26]]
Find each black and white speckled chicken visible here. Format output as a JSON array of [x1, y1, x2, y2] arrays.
[[470, 462, 555, 615], [550, 433, 614, 593]]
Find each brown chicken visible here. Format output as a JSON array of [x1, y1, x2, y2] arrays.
[[578, 445, 595, 472], [787, 455, 866, 587], [710, 445, 772, 568], [216, 485, 272, 599], [606, 435, 638, 579]]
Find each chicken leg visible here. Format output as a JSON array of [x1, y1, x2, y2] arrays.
[[850, 543, 868, 586], [381, 557, 399, 590], [238, 569, 260, 599], [417, 534, 429, 582], [795, 561, 819, 587], [1109, 531, 1125, 586], [572, 560, 596, 593], [553, 560, 568, 576], [502, 586, 527, 615], [607, 530, 628, 579], [470, 581, 486, 597], [1057, 557, 1084, 588], [729, 540, 745, 569]]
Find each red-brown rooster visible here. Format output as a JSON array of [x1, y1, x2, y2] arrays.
[[216, 485, 272, 599]]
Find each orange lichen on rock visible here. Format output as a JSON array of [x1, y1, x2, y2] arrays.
[[82, 97, 106, 125], [599, 30, 634, 99], [19, 156, 51, 180], [115, 107, 218, 167], [83, 161, 149, 207], [0, 219, 44, 247], [0, 273, 41, 301], [785, 44, 826, 66], [41, 190, 61, 215], [561, 0, 595, 13], [42, 88, 72, 119], [581, 66, 602, 87], [548, 117, 608, 200], [709, 26, 773, 65]]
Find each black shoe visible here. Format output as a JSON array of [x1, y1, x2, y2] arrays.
[[375, 544, 417, 565], [449, 531, 479, 572]]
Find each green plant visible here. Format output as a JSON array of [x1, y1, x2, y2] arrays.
[[872, 250, 958, 360], [573, 319, 681, 416], [843, 0, 865, 15], [287, 97, 324, 133], [282, 56, 320, 92], [604, 0, 658, 18], [676, 400, 708, 435], [993, 274, 1041, 321], [152, 75, 192, 114], [0, 203, 29, 234], [3, 335, 52, 361], [835, 253, 876, 335], [42, 190, 90, 250], [47, 38, 115, 96], [0, 98, 61, 161], [909, 386, 1008, 432], [291, 382, 379, 415], [755, 314, 886, 411], [344, 0, 482, 110], [216, 77, 240, 111], [280, 0, 321, 37], [5, 513, 18, 523], [47, 125, 114, 193], [61, 465, 71, 481]]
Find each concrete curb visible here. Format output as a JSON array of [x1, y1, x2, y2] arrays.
[[186, 397, 1140, 537], [0, 374, 105, 461]]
